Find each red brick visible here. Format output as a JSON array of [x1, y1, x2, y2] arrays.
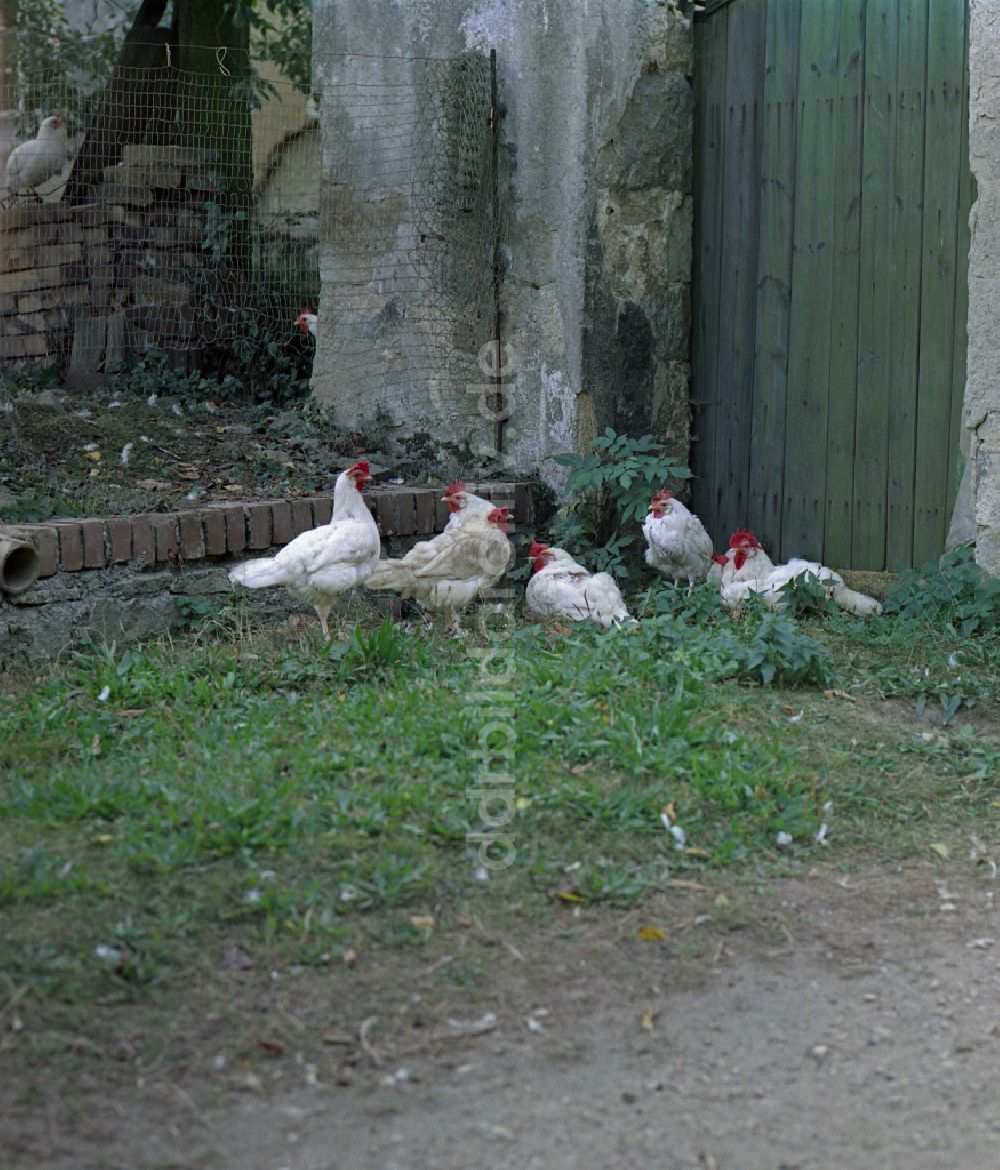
[[153, 515, 179, 561], [54, 521, 84, 571], [178, 511, 205, 559], [290, 499, 313, 537], [513, 481, 533, 526], [223, 505, 246, 553], [246, 503, 272, 549], [80, 519, 107, 569], [130, 515, 154, 564], [311, 496, 332, 526], [271, 500, 293, 544], [411, 489, 435, 534], [374, 595, 404, 620], [202, 508, 227, 555], [375, 493, 397, 537], [394, 490, 416, 536], [106, 517, 132, 563]]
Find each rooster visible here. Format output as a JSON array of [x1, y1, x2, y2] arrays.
[[296, 309, 317, 336], [366, 505, 512, 633], [642, 489, 714, 590], [3, 115, 67, 197], [525, 540, 632, 628], [228, 461, 380, 638], [714, 530, 882, 617]]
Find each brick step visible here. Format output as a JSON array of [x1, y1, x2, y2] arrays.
[[0, 482, 535, 578]]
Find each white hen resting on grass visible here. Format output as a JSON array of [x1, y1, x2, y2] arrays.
[[228, 461, 380, 638], [525, 541, 632, 628], [713, 530, 883, 617]]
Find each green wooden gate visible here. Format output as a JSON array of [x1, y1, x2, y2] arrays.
[[691, 0, 974, 570]]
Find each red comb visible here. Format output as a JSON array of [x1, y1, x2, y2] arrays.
[[712, 553, 728, 566], [352, 460, 370, 475], [729, 529, 761, 550], [444, 480, 465, 496], [529, 539, 549, 558]]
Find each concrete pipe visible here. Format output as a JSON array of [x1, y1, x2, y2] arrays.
[[0, 535, 41, 594]]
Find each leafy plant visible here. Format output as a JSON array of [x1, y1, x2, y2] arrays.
[[884, 548, 1000, 636], [733, 613, 833, 687], [549, 429, 692, 579], [334, 619, 411, 677]]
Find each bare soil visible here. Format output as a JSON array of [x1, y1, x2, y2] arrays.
[[3, 859, 998, 1170]]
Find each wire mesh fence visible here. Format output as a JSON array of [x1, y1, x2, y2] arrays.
[[0, 44, 501, 404]]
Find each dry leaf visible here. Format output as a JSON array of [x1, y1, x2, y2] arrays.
[[84, 450, 102, 462], [409, 914, 436, 934], [670, 879, 710, 892], [636, 926, 667, 942], [823, 688, 856, 702], [224, 483, 244, 492], [114, 708, 146, 718], [555, 890, 585, 903], [90, 733, 101, 757], [641, 1007, 660, 1033], [91, 833, 114, 845], [683, 846, 711, 858], [929, 842, 950, 859], [343, 946, 358, 967], [259, 1039, 284, 1056], [781, 703, 797, 716]]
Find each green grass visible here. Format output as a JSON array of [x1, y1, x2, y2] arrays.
[[1, 587, 998, 1011]]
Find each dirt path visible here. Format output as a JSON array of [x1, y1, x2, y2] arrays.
[[6, 861, 998, 1170]]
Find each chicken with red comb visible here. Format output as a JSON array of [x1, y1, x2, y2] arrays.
[[365, 497, 513, 633], [525, 541, 632, 628], [228, 461, 379, 638], [712, 532, 881, 616], [642, 488, 714, 591]]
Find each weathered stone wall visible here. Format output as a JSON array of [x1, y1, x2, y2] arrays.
[[964, 0, 1000, 574], [311, 0, 693, 490]]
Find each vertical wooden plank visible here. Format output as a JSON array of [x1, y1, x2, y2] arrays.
[[780, 0, 841, 561], [912, 0, 967, 564], [690, 7, 729, 541], [823, 0, 866, 568], [749, 0, 801, 552], [852, 0, 898, 569], [947, 0, 974, 552], [712, 0, 766, 548], [884, 0, 929, 571]]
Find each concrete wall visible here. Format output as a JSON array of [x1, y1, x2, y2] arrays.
[[964, 0, 1000, 574], [311, 0, 693, 488]]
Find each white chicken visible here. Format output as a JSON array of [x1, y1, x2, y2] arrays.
[[3, 115, 67, 198], [0, 111, 20, 189], [365, 505, 512, 633], [525, 540, 632, 628], [714, 530, 883, 617], [296, 309, 317, 336], [642, 488, 714, 590], [228, 460, 380, 638]]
